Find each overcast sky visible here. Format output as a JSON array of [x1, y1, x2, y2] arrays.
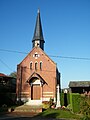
[[0, 0, 90, 88]]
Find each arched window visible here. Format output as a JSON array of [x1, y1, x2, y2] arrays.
[[30, 62, 32, 70], [35, 62, 38, 70], [40, 62, 42, 70]]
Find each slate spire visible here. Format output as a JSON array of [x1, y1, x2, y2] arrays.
[[32, 9, 45, 50]]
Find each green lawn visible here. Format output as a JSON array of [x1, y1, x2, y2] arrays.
[[38, 108, 83, 120]]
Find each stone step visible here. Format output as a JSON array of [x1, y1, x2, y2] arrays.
[[13, 105, 42, 113]]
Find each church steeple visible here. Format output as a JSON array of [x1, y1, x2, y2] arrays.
[[32, 9, 45, 50]]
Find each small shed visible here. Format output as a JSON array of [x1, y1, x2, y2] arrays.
[[69, 81, 90, 95]]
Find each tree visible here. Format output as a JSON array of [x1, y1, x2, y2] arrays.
[[9, 71, 17, 78]]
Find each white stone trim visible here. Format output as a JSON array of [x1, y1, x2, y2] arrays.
[[42, 97, 56, 103], [43, 95, 54, 96], [43, 92, 53, 94], [21, 92, 29, 94], [25, 99, 42, 105], [42, 98, 50, 101]]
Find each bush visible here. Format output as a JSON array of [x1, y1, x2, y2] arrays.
[[42, 98, 54, 109], [81, 116, 90, 120], [70, 93, 81, 113], [67, 104, 72, 111], [60, 92, 70, 107], [80, 96, 90, 116], [0, 104, 8, 112], [42, 101, 50, 109], [72, 93, 81, 113], [60, 92, 64, 106], [67, 93, 70, 105]]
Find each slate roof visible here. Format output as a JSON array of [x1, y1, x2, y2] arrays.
[[69, 81, 90, 87], [32, 9, 45, 42]]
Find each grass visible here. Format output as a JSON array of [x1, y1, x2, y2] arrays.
[[0, 105, 90, 120], [38, 108, 82, 120]]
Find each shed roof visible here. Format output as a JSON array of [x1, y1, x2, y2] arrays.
[[69, 81, 90, 87]]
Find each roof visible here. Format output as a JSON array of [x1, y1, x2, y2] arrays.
[[0, 73, 7, 77], [69, 81, 90, 87], [32, 9, 44, 42], [0, 73, 16, 79], [18, 46, 56, 66], [27, 72, 47, 84]]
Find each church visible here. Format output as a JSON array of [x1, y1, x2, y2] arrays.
[[16, 10, 61, 105]]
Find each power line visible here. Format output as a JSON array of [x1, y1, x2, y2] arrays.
[[0, 49, 28, 54], [49, 55, 90, 61], [0, 48, 90, 61], [0, 58, 13, 71], [0, 47, 90, 73]]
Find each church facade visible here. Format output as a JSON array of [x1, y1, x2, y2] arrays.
[[16, 10, 60, 105]]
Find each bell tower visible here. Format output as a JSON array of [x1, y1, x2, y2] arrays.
[[32, 9, 45, 50]]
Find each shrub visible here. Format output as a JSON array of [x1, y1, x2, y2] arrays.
[[60, 92, 64, 106], [80, 96, 90, 116], [42, 98, 54, 109], [67, 104, 72, 111], [42, 101, 50, 109], [81, 116, 90, 120], [72, 93, 81, 113], [70, 93, 81, 113]]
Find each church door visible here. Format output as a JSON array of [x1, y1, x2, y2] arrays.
[[31, 84, 41, 100]]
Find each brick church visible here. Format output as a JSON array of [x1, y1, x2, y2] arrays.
[[16, 10, 61, 105]]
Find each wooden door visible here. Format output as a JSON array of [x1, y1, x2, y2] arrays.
[[31, 84, 41, 100]]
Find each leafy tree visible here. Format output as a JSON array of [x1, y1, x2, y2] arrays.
[[9, 71, 17, 78]]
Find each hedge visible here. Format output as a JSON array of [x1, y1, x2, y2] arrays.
[[60, 92, 64, 106], [70, 93, 81, 113], [60, 92, 81, 113]]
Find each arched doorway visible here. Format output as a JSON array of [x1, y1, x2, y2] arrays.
[[26, 73, 45, 105], [31, 84, 41, 100], [30, 78, 42, 100]]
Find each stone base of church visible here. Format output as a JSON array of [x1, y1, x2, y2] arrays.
[[17, 96, 56, 106], [25, 99, 42, 106], [42, 97, 56, 103], [17, 97, 42, 105]]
